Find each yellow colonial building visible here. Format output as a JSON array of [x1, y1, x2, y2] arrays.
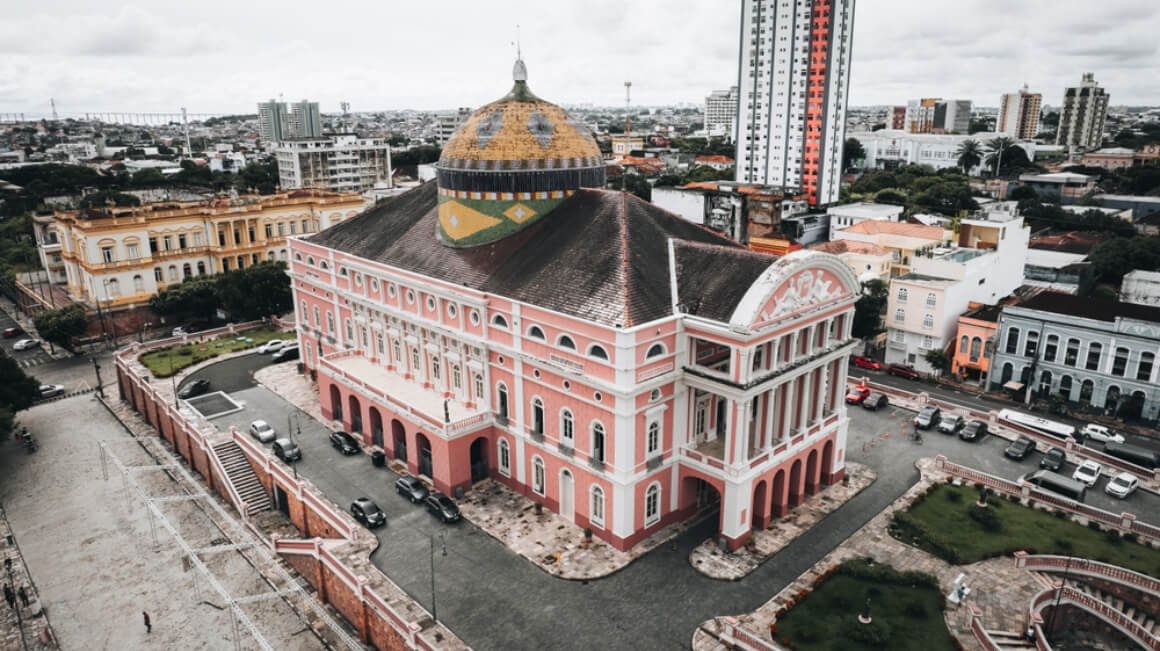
[[35, 190, 365, 310]]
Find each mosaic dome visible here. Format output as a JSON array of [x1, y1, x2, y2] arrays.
[[434, 59, 606, 247]]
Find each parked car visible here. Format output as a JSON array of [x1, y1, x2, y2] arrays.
[[12, 338, 39, 351], [38, 384, 65, 399], [1071, 460, 1102, 487], [1004, 435, 1036, 460], [914, 405, 941, 429], [938, 414, 965, 435], [1039, 447, 1067, 472], [852, 356, 883, 371], [350, 497, 386, 528], [257, 339, 292, 354], [1105, 472, 1139, 499], [330, 431, 360, 455], [271, 345, 300, 363], [845, 385, 871, 405], [1079, 423, 1125, 445], [861, 392, 889, 411], [171, 326, 187, 337], [886, 364, 919, 380], [272, 438, 301, 462], [177, 379, 211, 399], [249, 420, 276, 443], [425, 493, 461, 523], [395, 476, 429, 504], [3, 327, 23, 338], [959, 420, 988, 442]]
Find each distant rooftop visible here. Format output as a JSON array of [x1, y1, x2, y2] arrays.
[[827, 202, 903, 218], [894, 272, 958, 287], [841, 220, 946, 239], [1025, 248, 1088, 269], [1019, 172, 1093, 184], [809, 240, 890, 256], [1014, 292, 1160, 324]]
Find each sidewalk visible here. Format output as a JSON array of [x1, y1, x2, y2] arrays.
[[0, 505, 57, 650]]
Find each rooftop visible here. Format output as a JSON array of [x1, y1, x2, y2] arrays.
[[1024, 248, 1089, 269], [893, 273, 958, 288], [1014, 292, 1160, 324], [1027, 230, 1110, 255], [962, 303, 1002, 323], [1123, 270, 1160, 283], [826, 202, 903, 219], [841, 220, 946, 239], [1018, 172, 1093, 184], [809, 240, 890, 257]]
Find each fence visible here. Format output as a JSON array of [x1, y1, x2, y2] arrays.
[[717, 617, 777, 651], [1015, 553, 1160, 598], [1029, 584, 1160, 650]]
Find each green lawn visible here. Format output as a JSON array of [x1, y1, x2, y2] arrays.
[[774, 560, 954, 651], [138, 328, 293, 377], [894, 483, 1160, 578]]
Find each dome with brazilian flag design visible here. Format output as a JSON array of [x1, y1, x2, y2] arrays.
[[434, 57, 605, 247]]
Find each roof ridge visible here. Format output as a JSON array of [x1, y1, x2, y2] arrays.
[[619, 190, 631, 327]]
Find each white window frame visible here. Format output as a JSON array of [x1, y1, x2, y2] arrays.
[[644, 482, 661, 526], [498, 439, 511, 477], [561, 409, 574, 445], [590, 485, 605, 529], [646, 420, 660, 456], [532, 456, 545, 496]]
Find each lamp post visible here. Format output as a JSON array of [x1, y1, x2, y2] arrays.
[[429, 530, 446, 623], [92, 356, 104, 398], [139, 321, 152, 344], [1045, 555, 1073, 639]]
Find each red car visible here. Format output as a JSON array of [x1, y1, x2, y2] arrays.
[[845, 385, 871, 405], [2, 327, 21, 338], [887, 364, 920, 380], [852, 356, 882, 370]]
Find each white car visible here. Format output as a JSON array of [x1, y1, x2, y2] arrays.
[[257, 339, 291, 354], [1105, 472, 1139, 499], [1080, 423, 1125, 445], [38, 384, 65, 398], [1071, 460, 1102, 487], [249, 420, 276, 443], [13, 338, 39, 351], [171, 327, 187, 337]]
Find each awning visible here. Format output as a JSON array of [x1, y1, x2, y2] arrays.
[[1003, 381, 1025, 391]]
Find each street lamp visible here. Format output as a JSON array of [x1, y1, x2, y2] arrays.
[[139, 321, 152, 344]]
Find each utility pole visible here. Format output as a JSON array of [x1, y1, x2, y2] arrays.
[[622, 81, 632, 191], [181, 107, 192, 158]]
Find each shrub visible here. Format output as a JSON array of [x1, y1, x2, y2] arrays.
[[967, 504, 1002, 532], [1087, 520, 1101, 531], [1104, 529, 1122, 545], [1052, 538, 1074, 554], [904, 600, 928, 620], [178, 348, 193, 356], [1054, 510, 1068, 519], [798, 624, 821, 643], [945, 489, 963, 503], [1124, 533, 1138, 544], [841, 618, 891, 646]]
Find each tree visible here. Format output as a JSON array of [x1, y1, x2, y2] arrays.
[[873, 189, 907, 205], [33, 302, 89, 349], [682, 165, 733, 183], [620, 174, 652, 202], [215, 262, 293, 320], [984, 137, 1017, 175], [0, 353, 41, 414], [923, 348, 952, 377], [1089, 237, 1160, 283], [149, 277, 220, 323], [237, 159, 278, 194], [843, 137, 865, 170], [852, 279, 888, 340], [1006, 185, 1038, 202], [131, 167, 167, 187], [955, 139, 983, 174]]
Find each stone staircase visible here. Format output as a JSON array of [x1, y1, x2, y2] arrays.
[[983, 629, 1036, 650], [1061, 578, 1160, 637], [211, 441, 272, 514]]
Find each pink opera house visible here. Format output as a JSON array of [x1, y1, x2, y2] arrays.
[[290, 60, 859, 550]]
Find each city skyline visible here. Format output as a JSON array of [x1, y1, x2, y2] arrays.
[[0, 0, 1157, 115]]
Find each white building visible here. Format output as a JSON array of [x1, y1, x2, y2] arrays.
[[885, 209, 1030, 372], [1057, 73, 1109, 153], [904, 99, 971, 134], [734, 0, 855, 206], [826, 202, 903, 240], [998, 85, 1042, 139], [1121, 270, 1160, 308], [854, 130, 1034, 175], [275, 134, 392, 193], [704, 87, 738, 139]]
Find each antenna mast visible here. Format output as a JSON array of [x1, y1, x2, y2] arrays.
[[50, 98, 58, 120], [181, 107, 192, 158]]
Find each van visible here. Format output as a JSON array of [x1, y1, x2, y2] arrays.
[[1023, 470, 1088, 502], [1102, 442, 1160, 469]]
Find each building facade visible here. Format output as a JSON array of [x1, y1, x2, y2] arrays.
[[888, 105, 906, 130], [950, 303, 999, 383], [855, 129, 1034, 175], [825, 201, 903, 240], [257, 99, 290, 144], [36, 191, 364, 310], [704, 87, 739, 138], [1121, 270, 1160, 308], [991, 293, 1160, 422], [998, 85, 1042, 140], [904, 98, 971, 134], [288, 100, 323, 139], [1056, 73, 1109, 153], [734, 0, 856, 206], [275, 134, 393, 193], [291, 60, 858, 552]]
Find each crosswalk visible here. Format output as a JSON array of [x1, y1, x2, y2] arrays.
[[14, 352, 53, 368]]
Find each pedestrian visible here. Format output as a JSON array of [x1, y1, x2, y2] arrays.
[[17, 586, 27, 607], [3, 584, 13, 609], [143, 610, 151, 634]]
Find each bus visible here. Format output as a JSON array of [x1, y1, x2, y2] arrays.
[[997, 409, 1077, 441]]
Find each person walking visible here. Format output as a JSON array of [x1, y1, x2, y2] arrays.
[[16, 585, 28, 607], [142, 611, 151, 634], [3, 584, 14, 609]]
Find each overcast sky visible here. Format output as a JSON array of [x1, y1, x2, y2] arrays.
[[1, 0, 1157, 117]]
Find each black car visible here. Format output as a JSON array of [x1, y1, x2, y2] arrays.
[[272, 438, 302, 463], [177, 378, 211, 399], [959, 420, 988, 442], [396, 476, 430, 503], [861, 392, 889, 411], [1004, 435, 1036, 460], [425, 493, 461, 523], [350, 497, 386, 528], [1040, 446, 1067, 472], [914, 405, 941, 429], [330, 431, 360, 455], [271, 345, 300, 363]]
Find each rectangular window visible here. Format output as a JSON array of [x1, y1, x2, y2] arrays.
[[925, 293, 936, 308], [1112, 347, 1129, 377], [248, 227, 255, 243], [301, 219, 308, 233], [233, 230, 241, 245], [265, 224, 273, 239], [290, 222, 297, 235], [163, 236, 172, 251], [1138, 353, 1154, 381], [126, 244, 139, 259], [193, 232, 202, 247], [278, 223, 285, 236], [1085, 343, 1101, 370], [178, 234, 187, 249], [922, 314, 934, 330], [218, 232, 226, 247], [148, 238, 158, 253], [101, 246, 114, 263]]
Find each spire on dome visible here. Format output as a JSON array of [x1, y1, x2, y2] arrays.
[[513, 58, 527, 82]]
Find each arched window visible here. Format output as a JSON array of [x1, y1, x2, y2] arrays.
[[474, 374, 484, 401], [894, 308, 905, 324], [196, 261, 206, 275], [491, 314, 508, 329], [1005, 327, 1020, 354], [646, 421, 660, 455], [1112, 347, 1129, 376], [1138, 352, 1155, 382], [527, 325, 546, 340], [498, 439, 510, 476], [560, 409, 574, 444], [646, 343, 666, 359], [557, 335, 576, 350], [644, 483, 660, 525], [497, 383, 509, 418], [431, 355, 441, 381], [319, 260, 329, 270], [326, 312, 335, 333], [452, 364, 461, 389], [532, 397, 544, 434], [339, 267, 348, 277], [106, 278, 120, 296], [896, 287, 908, 303], [133, 275, 143, 292], [590, 486, 605, 528], [959, 336, 969, 354], [182, 263, 192, 279], [307, 256, 315, 266], [312, 306, 320, 327], [591, 422, 605, 464], [588, 344, 609, 360], [1044, 334, 1059, 362], [168, 265, 177, 281], [532, 457, 545, 495], [294, 252, 302, 262], [1024, 331, 1039, 357], [969, 336, 982, 362]]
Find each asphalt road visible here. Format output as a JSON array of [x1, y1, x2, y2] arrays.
[[189, 356, 1160, 650], [0, 308, 54, 369]]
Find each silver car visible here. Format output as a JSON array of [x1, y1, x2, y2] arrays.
[[249, 420, 276, 443]]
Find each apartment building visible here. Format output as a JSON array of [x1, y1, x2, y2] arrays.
[[1056, 73, 1109, 153], [998, 85, 1042, 140], [275, 134, 393, 193], [704, 87, 738, 138]]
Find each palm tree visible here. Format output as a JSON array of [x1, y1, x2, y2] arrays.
[[984, 137, 1018, 176], [955, 139, 983, 175]]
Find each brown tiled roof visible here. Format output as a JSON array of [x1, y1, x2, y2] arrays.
[[1015, 292, 1160, 323], [810, 240, 890, 256], [307, 182, 755, 327], [673, 241, 776, 321], [841, 221, 946, 239]]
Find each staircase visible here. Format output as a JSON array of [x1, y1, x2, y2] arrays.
[[212, 441, 272, 514], [983, 629, 1036, 650], [1062, 578, 1160, 637]]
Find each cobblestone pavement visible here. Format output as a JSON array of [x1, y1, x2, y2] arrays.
[[692, 457, 1046, 651], [689, 462, 876, 581], [0, 505, 57, 651]]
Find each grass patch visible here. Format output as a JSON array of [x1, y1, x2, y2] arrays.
[[774, 559, 953, 651], [892, 483, 1160, 577], [139, 328, 292, 377]]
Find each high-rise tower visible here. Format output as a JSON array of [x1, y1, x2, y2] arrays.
[[998, 85, 1042, 140], [734, 0, 856, 206], [1056, 73, 1109, 153]]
